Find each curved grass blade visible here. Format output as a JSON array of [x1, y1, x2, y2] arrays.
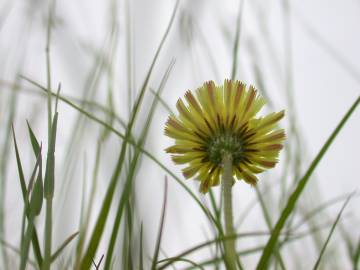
[[51, 231, 79, 263], [256, 96, 360, 270], [312, 193, 354, 270], [157, 231, 276, 270], [21, 69, 219, 238]]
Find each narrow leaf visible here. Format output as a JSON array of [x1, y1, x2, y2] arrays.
[[151, 177, 168, 270], [26, 121, 40, 157]]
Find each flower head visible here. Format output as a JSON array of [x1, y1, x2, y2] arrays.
[[165, 79, 285, 193]]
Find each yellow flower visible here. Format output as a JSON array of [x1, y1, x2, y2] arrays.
[[165, 79, 285, 193]]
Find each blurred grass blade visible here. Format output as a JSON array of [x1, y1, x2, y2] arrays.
[[256, 96, 360, 270], [151, 177, 168, 270], [160, 257, 206, 270], [80, 2, 179, 268], [51, 232, 79, 263], [293, 192, 357, 230], [139, 223, 144, 270], [0, 239, 37, 268], [104, 59, 175, 269], [312, 193, 354, 270]]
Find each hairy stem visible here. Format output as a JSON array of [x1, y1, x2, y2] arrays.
[[222, 153, 236, 270]]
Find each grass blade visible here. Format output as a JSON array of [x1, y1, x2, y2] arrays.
[[256, 96, 360, 269], [11, 126, 27, 201], [51, 232, 79, 263]]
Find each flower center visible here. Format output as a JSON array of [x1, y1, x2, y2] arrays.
[[207, 132, 244, 165]]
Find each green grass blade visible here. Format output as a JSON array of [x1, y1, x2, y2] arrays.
[[255, 186, 286, 269], [312, 193, 354, 270], [151, 177, 168, 270], [293, 192, 357, 230], [256, 96, 360, 269], [26, 121, 40, 157], [104, 60, 174, 269]]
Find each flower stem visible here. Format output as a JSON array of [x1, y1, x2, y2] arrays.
[[222, 153, 237, 270]]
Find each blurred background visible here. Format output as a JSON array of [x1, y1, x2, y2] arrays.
[[0, 0, 359, 269]]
